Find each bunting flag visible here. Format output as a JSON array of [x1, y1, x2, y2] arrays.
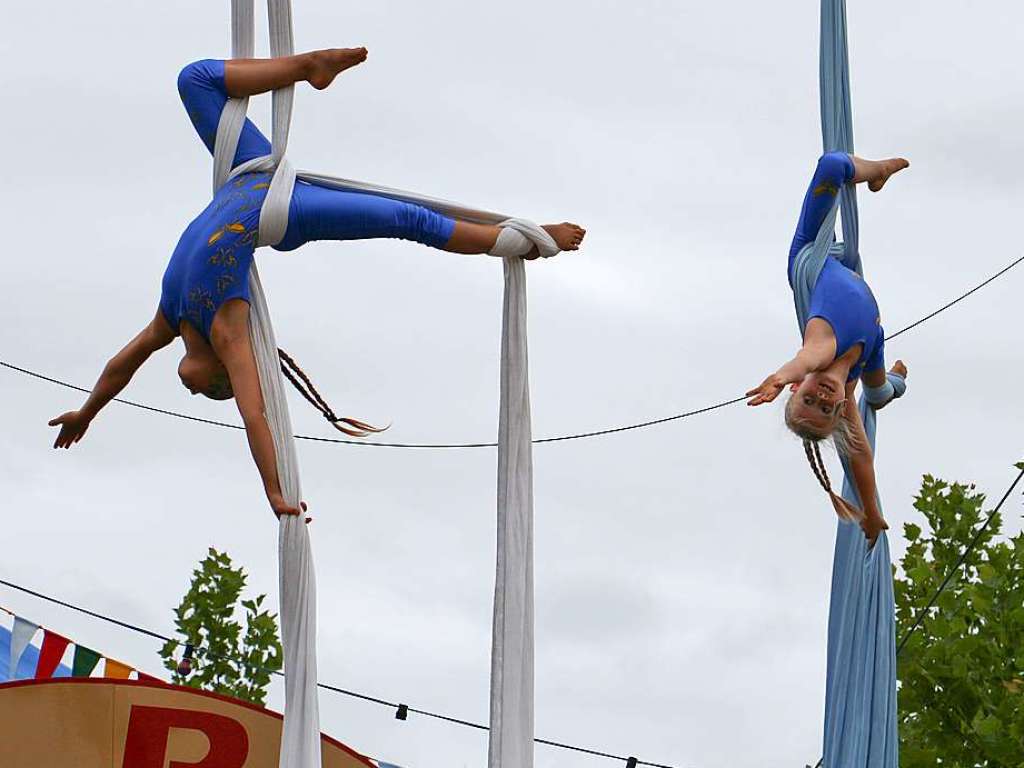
[[34, 630, 71, 679], [4, 609, 408, 768], [71, 645, 102, 678], [3, 609, 150, 685], [9, 616, 39, 680], [104, 658, 133, 680]]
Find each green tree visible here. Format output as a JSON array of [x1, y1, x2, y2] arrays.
[[895, 467, 1024, 766], [159, 547, 282, 706]]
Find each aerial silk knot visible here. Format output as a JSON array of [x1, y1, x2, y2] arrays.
[[494, 218, 559, 259]]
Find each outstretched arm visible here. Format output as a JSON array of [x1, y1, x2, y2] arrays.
[[211, 304, 304, 519], [49, 310, 175, 448], [747, 340, 834, 406], [841, 381, 888, 543]]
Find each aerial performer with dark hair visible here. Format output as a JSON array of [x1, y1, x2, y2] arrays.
[[48, 48, 587, 518], [745, 151, 909, 543]]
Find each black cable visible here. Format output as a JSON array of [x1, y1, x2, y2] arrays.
[[6, 253, 1022, 450], [883, 253, 1024, 342], [0, 577, 674, 768], [3, 360, 742, 449]]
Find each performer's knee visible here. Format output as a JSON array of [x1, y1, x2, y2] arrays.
[[817, 151, 854, 185], [177, 59, 222, 101]]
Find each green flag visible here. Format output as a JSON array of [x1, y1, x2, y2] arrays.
[[71, 645, 102, 678]]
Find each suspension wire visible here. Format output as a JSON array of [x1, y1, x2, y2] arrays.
[[0, 577, 674, 768], [5, 253, 1023, 449], [883, 253, 1024, 342]]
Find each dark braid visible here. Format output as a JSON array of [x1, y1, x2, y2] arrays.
[[802, 438, 861, 520], [277, 348, 386, 438], [802, 439, 833, 495]]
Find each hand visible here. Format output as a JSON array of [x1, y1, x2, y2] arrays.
[[48, 411, 92, 449], [746, 373, 786, 406], [861, 515, 889, 545], [270, 496, 311, 524]]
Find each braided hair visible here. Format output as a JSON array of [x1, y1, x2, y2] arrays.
[[801, 437, 861, 521], [786, 393, 863, 520], [278, 348, 385, 438]]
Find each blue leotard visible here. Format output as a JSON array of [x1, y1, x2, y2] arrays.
[[788, 152, 885, 381], [160, 60, 456, 341]]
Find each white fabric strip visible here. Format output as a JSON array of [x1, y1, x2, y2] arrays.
[[9, 617, 39, 680], [490, 228, 533, 258], [489, 254, 536, 768], [248, 268, 321, 768], [259, 0, 297, 247], [213, 0, 255, 190], [213, 4, 554, 766], [217, 4, 320, 768]]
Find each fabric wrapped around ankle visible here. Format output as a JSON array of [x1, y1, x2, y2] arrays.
[[489, 218, 560, 259]]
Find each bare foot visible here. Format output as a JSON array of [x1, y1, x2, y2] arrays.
[[853, 156, 910, 192], [306, 47, 368, 90], [542, 222, 587, 252]]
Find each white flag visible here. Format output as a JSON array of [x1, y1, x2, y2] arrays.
[[9, 617, 39, 680]]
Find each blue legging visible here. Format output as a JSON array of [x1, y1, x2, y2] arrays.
[[177, 59, 456, 252], [788, 151, 855, 266]]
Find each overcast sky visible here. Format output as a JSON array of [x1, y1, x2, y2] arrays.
[[2, 1, 1024, 767]]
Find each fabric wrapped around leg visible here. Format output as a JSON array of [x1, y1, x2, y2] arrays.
[[489, 218, 560, 259], [490, 227, 533, 258], [863, 372, 907, 408]]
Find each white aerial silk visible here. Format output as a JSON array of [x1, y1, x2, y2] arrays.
[[211, 3, 557, 766]]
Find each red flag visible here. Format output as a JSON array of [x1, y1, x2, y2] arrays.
[[35, 630, 71, 679]]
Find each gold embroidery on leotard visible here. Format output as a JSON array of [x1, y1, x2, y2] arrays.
[[813, 181, 840, 197], [209, 246, 237, 268], [180, 176, 272, 331], [207, 222, 246, 248], [216, 273, 236, 295]]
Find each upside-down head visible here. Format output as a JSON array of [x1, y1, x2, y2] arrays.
[[178, 349, 234, 401], [784, 372, 849, 446]]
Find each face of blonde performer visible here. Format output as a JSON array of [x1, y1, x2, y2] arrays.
[[787, 371, 846, 438], [178, 349, 234, 401]]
